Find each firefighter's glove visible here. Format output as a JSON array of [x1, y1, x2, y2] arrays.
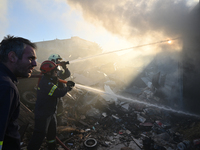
[[66, 81, 75, 91], [60, 61, 68, 69]]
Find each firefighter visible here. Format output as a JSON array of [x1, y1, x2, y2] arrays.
[[48, 54, 70, 79], [27, 60, 75, 150], [0, 35, 37, 150], [48, 54, 71, 126]]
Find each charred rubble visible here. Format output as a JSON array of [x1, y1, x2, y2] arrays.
[[18, 51, 200, 150], [16, 2, 200, 150]]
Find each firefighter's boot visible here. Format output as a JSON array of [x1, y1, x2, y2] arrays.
[[47, 141, 57, 150]]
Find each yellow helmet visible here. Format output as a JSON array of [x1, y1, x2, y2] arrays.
[[48, 54, 62, 63]]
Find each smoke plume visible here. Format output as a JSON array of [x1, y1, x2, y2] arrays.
[[67, 0, 197, 43]]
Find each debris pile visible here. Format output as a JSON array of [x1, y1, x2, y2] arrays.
[[19, 75, 200, 150], [18, 51, 200, 150]]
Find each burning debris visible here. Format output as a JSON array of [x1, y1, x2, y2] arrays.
[[18, 51, 200, 150], [17, 4, 200, 148], [19, 90, 200, 150]]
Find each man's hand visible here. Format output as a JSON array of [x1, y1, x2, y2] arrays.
[[66, 81, 75, 91], [59, 61, 68, 69]]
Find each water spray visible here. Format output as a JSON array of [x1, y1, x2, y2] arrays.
[[75, 83, 200, 118], [29, 76, 199, 118], [69, 37, 181, 64]]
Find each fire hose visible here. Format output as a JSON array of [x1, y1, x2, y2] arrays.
[[30, 74, 68, 84], [56, 136, 70, 150]]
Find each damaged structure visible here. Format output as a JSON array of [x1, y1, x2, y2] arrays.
[[17, 3, 200, 150]]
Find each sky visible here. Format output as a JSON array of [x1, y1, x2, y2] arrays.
[[0, 0, 199, 52]]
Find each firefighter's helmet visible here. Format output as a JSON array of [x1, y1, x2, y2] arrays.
[[40, 60, 58, 74], [48, 54, 62, 63]]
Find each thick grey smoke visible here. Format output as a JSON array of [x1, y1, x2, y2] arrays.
[[67, 0, 200, 115], [67, 0, 196, 40]]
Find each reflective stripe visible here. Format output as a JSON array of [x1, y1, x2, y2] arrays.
[[47, 139, 56, 143], [48, 85, 57, 96], [0, 141, 3, 150], [57, 113, 62, 116], [62, 70, 65, 74]]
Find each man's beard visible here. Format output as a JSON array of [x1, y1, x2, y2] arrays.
[[15, 64, 31, 78]]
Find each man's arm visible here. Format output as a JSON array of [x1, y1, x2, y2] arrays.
[[57, 68, 71, 80], [39, 80, 70, 98], [58, 62, 71, 80]]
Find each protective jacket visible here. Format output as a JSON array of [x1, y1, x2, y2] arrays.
[[28, 74, 71, 150], [0, 63, 20, 150], [34, 74, 70, 118]]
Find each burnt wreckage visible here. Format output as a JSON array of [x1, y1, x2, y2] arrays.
[[17, 4, 200, 150]]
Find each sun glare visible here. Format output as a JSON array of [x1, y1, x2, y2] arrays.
[[168, 40, 172, 44]]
